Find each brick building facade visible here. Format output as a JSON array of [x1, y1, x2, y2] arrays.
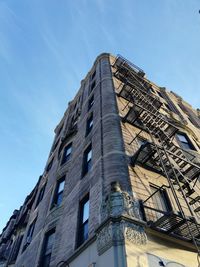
[[0, 53, 200, 267]]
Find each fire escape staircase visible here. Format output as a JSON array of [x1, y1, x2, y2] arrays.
[[113, 55, 200, 255]]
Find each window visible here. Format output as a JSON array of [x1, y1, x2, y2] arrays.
[[137, 137, 147, 147], [88, 95, 94, 111], [35, 184, 46, 208], [71, 115, 78, 128], [77, 195, 89, 246], [150, 185, 172, 217], [23, 219, 36, 251], [52, 177, 65, 207], [39, 229, 55, 267], [8, 235, 23, 263], [86, 114, 93, 136], [82, 144, 92, 176], [26, 221, 36, 243], [176, 132, 196, 150], [61, 143, 72, 165], [89, 80, 96, 94]]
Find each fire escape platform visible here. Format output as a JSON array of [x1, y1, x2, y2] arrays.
[[131, 142, 200, 202], [131, 142, 160, 172], [124, 103, 178, 140], [113, 55, 200, 255], [131, 142, 200, 180], [146, 211, 200, 243], [119, 83, 162, 110]]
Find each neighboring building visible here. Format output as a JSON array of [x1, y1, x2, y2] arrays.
[[1, 53, 200, 267]]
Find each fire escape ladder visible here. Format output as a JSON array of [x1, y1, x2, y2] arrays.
[[113, 55, 200, 262], [143, 133, 200, 259]]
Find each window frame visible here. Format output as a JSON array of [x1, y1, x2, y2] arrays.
[[88, 95, 94, 111], [39, 228, 55, 267], [176, 132, 196, 151], [150, 184, 172, 214], [77, 194, 90, 247], [137, 137, 148, 147], [26, 220, 36, 243], [22, 219, 36, 251], [85, 113, 93, 136], [51, 177, 65, 208], [35, 184, 46, 208], [82, 144, 92, 177], [61, 143, 72, 165]]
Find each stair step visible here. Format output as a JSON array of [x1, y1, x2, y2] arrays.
[[185, 189, 195, 197], [184, 166, 200, 181], [194, 207, 200, 213], [179, 162, 189, 169], [189, 196, 200, 205], [177, 183, 195, 197], [170, 146, 178, 153]]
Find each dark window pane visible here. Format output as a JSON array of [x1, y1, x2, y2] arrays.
[[52, 178, 65, 207], [58, 180, 65, 194], [56, 192, 63, 206], [87, 150, 92, 162], [83, 222, 88, 241], [137, 138, 147, 147], [78, 195, 89, 247], [40, 230, 55, 267], [87, 159, 92, 172], [27, 220, 36, 242], [90, 81, 96, 93], [61, 143, 72, 165], [43, 254, 51, 267], [82, 145, 92, 176], [176, 133, 195, 150], [8, 235, 23, 263], [88, 95, 94, 111], [23, 219, 36, 251], [150, 185, 172, 219], [177, 133, 188, 143], [36, 185, 46, 207], [82, 200, 89, 223], [45, 233, 54, 253]]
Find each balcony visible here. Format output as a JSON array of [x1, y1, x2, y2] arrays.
[[142, 202, 200, 244]]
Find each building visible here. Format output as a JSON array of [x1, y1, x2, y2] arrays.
[[1, 53, 200, 267]]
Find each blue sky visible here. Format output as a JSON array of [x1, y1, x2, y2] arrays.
[[0, 0, 200, 232]]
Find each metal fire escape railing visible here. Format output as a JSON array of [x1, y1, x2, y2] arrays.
[[112, 55, 200, 263]]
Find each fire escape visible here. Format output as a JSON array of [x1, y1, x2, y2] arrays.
[[113, 55, 200, 263]]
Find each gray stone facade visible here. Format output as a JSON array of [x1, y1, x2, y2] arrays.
[[1, 53, 200, 267], [0, 53, 135, 267]]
